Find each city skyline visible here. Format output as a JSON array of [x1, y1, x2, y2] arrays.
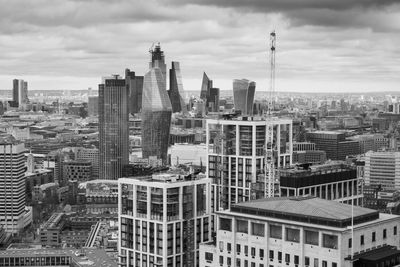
[[0, 0, 399, 93]]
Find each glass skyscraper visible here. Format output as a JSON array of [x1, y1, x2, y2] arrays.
[[99, 75, 129, 179], [125, 68, 144, 114], [141, 68, 172, 164], [149, 43, 167, 87], [233, 79, 256, 116], [169, 61, 187, 113]]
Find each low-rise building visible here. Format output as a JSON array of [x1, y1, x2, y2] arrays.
[[200, 196, 400, 267]]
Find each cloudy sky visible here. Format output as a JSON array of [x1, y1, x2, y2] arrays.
[[0, 0, 399, 92]]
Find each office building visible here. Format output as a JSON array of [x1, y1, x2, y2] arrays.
[[87, 96, 98, 116], [293, 142, 315, 152], [200, 196, 400, 267], [292, 150, 326, 164], [149, 43, 167, 87], [364, 151, 400, 191], [233, 79, 256, 116], [280, 162, 363, 205], [98, 75, 129, 179], [63, 161, 92, 182], [0, 142, 32, 233], [206, 117, 293, 210], [306, 131, 360, 160], [141, 68, 172, 164], [125, 68, 144, 114], [200, 72, 219, 113], [169, 61, 187, 113], [12, 79, 28, 108], [118, 173, 212, 267], [76, 148, 99, 179]]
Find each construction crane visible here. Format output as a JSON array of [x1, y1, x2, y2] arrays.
[[264, 31, 277, 198]]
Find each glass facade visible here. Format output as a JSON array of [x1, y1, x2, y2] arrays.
[[141, 68, 172, 164], [233, 79, 256, 116], [169, 61, 187, 113]]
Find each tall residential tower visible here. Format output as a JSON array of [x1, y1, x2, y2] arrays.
[[99, 75, 129, 179]]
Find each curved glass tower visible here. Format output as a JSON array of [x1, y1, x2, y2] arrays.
[[141, 68, 172, 164], [233, 79, 256, 116], [169, 61, 187, 113]]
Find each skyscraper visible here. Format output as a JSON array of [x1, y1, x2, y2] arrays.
[[141, 68, 172, 164], [169, 61, 187, 113], [200, 72, 212, 100], [99, 75, 129, 179], [12, 79, 28, 107], [125, 68, 144, 114], [0, 142, 32, 233], [199, 72, 219, 112], [149, 43, 167, 87], [233, 79, 256, 115]]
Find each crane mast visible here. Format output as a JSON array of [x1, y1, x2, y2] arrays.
[[265, 31, 276, 198]]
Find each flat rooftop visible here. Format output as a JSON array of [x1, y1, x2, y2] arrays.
[[230, 196, 380, 228], [0, 248, 117, 267]]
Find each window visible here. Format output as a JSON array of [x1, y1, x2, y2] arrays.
[[244, 246, 248, 256], [372, 232, 376, 242], [322, 234, 338, 249], [269, 224, 282, 239], [227, 257, 231, 266], [269, 250, 274, 260], [286, 228, 300, 243], [305, 257, 310, 266], [205, 252, 213, 262], [219, 256, 223, 265], [260, 249, 264, 259], [237, 244, 241, 254], [394, 226, 397, 235], [220, 218, 232, 231], [236, 259, 241, 267], [251, 247, 256, 257], [219, 241, 223, 251], [322, 260, 327, 267], [360, 235, 364, 245], [305, 230, 319, 245], [332, 263, 337, 267], [314, 258, 319, 267], [278, 251, 282, 262], [237, 220, 249, 234], [348, 238, 352, 248], [294, 255, 299, 265], [383, 229, 387, 239], [251, 222, 265, 237], [285, 254, 290, 263], [227, 243, 231, 252]]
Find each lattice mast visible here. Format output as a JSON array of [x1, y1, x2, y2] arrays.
[[265, 31, 276, 198]]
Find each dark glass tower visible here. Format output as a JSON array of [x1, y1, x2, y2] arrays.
[[199, 72, 219, 112], [141, 68, 172, 164], [233, 79, 256, 115], [125, 69, 144, 114], [99, 75, 129, 179], [169, 61, 187, 113]]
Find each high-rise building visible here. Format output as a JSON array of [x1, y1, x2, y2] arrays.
[[141, 68, 172, 164], [233, 79, 256, 116], [63, 160, 92, 182], [88, 96, 98, 116], [0, 142, 32, 233], [200, 72, 212, 101], [99, 75, 129, 179], [149, 43, 167, 87], [125, 69, 144, 114], [200, 197, 400, 267], [206, 117, 293, 210], [12, 79, 28, 107], [118, 173, 212, 267], [364, 151, 400, 191], [199, 72, 219, 113], [169, 62, 187, 113]]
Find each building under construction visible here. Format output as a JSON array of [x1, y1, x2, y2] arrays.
[[206, 116, 293, 210]]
